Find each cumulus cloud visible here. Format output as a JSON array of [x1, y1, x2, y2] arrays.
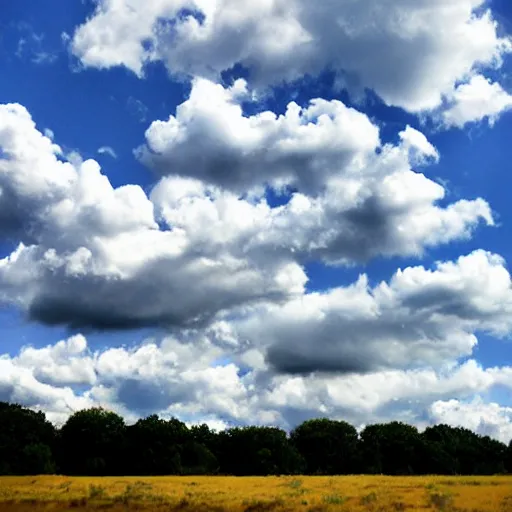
[[0, 103, 305, 330], [4, 0, 512, 446], [71, 0, 510, 112], [13, 334, 96, 387], [0, 343, 96, 425], [143, 80, 492, 263], [442, 74, 512, 128], [138, 77, 380, 194], [2, 332, 512, 440], [0, 102, 494, 330], [224, 250, 512, 375], [430, 398, 512, 444]]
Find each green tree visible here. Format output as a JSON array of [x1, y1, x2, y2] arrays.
[[182, 424, 219, 474], [57, 407, 126, 475], [422, 424, 507, 475], [217, 426, 303, 475], [360, 422, 422, 475], [0, 402, 56, 475], [290, 418, 359, 474], [126, 415, 189, 475]]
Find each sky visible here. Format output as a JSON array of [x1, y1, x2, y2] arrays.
[[0, 0, 512, 442]]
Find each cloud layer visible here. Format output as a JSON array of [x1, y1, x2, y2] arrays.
[[72, 0, 511, 112], [1, 0, 511, 442], [0, 101, 494, 331], [2, 333, 511, 442]]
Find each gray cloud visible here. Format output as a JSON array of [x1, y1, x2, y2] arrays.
[[1, 332, 510, 440], [0, 102, 492, 331], [228, 251, 512, 375]]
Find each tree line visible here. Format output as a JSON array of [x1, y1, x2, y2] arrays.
[[1, 401, 511, 476]]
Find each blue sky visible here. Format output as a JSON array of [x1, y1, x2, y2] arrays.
[[0, 0, 511, 439]]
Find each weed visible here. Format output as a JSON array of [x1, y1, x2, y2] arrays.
[[429, 491, 454, 511], [360, 491, 378, 505], [287, 478, 303, 489], [89, 484, 107, 499], [322, 493, 347, 505], [284, 477, 308, 498]]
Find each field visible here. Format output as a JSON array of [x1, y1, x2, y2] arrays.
[[0, 475, 511, 512]]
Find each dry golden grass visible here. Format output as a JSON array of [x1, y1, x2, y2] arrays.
[[0, 475, 510, 511]]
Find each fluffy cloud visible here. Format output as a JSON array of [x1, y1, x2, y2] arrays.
[[224, 250, 512, 375], [0, 102, 493, 329], [442, 74, 512, 128], [150, 172, 492, 266], [430, 398, 512, 444], [142, 79, 492, 263], [0, 103, 306, 330], [138, 77, 380, 194], [0, 345, 95, 425], [13, 334, 96, 387], [72, 0, 510, 111], [2, 332, 512, 441]]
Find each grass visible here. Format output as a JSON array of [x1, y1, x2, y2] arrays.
[[0, 475, 510, 511]]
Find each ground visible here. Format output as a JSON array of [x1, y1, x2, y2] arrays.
[[0, 475, 510, 511]]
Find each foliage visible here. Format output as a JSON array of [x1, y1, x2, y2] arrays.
[[57, 407, 126, 475], [290, 418, 358, 474], [0, 401, 510, 476], [0, 402, 56, 475]]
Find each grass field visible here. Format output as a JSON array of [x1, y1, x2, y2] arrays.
[[0, 475, 510, 511]]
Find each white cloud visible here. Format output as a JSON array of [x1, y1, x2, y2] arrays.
[[142, 80, 492, 263], [3, 0, 512, 446], [430, 398, 512, 444], [0, 103, 306, 330], [71, 0, 511, 112], [97, 146, 118, 159], [14, 334, 96, 387], [0, 102, 494, 329], [0, 350, 96, 425], [226, 250, 512, 375], [442, 74, 512, 128], [43, 128, 55, 140], [139, 77, 381, 194], [1, 332, 512, 441]]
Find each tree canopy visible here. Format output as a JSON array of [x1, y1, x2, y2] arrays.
[[0, 401, 510, 476]]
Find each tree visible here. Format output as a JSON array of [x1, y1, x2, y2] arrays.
[[0, 402, 56, 475], [360, 422, 422, 475], [217, 426, 303, 475], [182, 424, 219, 474], [1, 400, 510, 477], [422, 424, 507, 475], [57, 407, 126, 475], [126, 415, 189, 475], [290, 418, 359, 475], [506, 441, 512, 474]]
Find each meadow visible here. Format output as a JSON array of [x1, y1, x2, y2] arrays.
[[0, 475, 511, 512]]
